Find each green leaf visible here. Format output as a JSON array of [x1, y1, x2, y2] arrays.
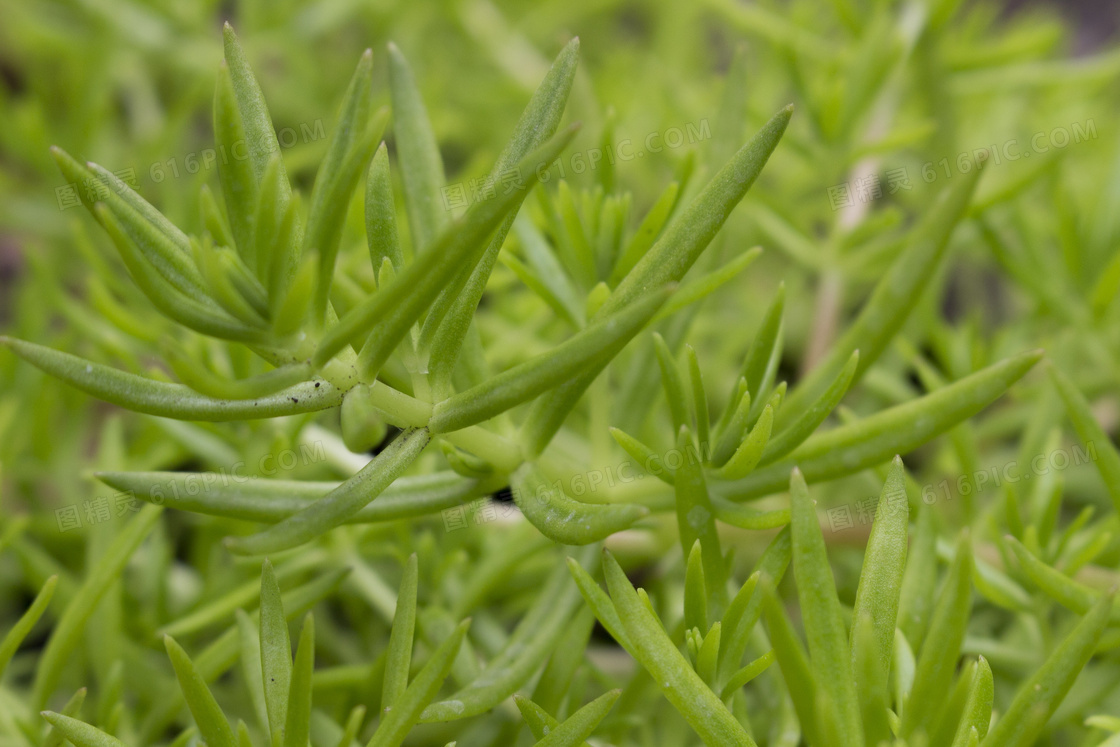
[[366, 143, 404, 274], [222, 23, 286, 185], [902, 531, 972, 738], [1, 337, 342, 420], [225, 428, 431, 555], [654, 333, 690, 431], [950, 657, 993, 747], [852, 612, 891, 745], [213, 60, 260, 259], [382, 554, 418, 716], [510, 462, 648, 544], [781, 156, 986, 421], [235, 610, 269, 733], [421, 38, 580, 398], [566, 558, 633, 654], [39, 713, 126, 747], [717, 404, 774, 480], [609, 427, 675, 484], [429, 288, 670, 433], [675, 426, 727, 611], [1048, 363, 1120, 512], [96, 470, 497, 525], [387, 42, 448, 255], [711, 381, 751, 468], [283, 614, 315, 747], [609, 181, 680, 285], [312, 125, 578, 373], [42, 688, 87, 747], [260, 559, 293, 745], [982, 592, 1114, 747], [33, 505, 162, 708], [421, 548, 594, 722], [304, 52, 386, 323], [760, 578, 820, 746], [250, 153, 292, 284], [0, 575, 56, 680], [849, 456, 909, 673], [531, 690, 621, 747], [686, 345, 711, 449], [651, 246, 762, 324], [788, 468, 863, 747], [94, 205, 265, 342], [761, 349, 858, 464], [521, 105, 793, 457], [684, 540, 709, 634], [725, 350, 1043, 499], [51, 148, 208, 303], [740, 284, 786, 424], [1006, 536, 1120, 623], [367, 620, 470, 746], [720, 650, 774, 698], [601, 550, 755, 746], [164, 636, 237, 747]]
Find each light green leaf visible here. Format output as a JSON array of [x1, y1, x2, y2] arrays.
[[367, 620, 469, 746], [725, 350, 1043, 499], [761, 579, 821, 747], [1, 337, 342, 420], [39, 713, 126, 747], [982, 592, 1114, 747], [684, 540, 709, 634], [366, 143, 404, 274], [531, 689, 621, 747], [602, 550, 755, 746], [609, 180, 680, 285], [720, 650, 774, 698], [902, 531, 972, 738], [422, 38, 581, 398], [762, 350, 858, 464], [421, 548, 594, 722], [33, 505, 162, 708], [521, 105, 793, 457], [717, 404, 774, 481], [950, 657, 993, 747], [225, 428, 431, 555], [96, 470, 497, 525], [510, 462, 648, 545], [850, 456, 909, 672], [312, 126, 578, 372], [165, 636, 237, 747], [1048, 363, 1120, 512], [387, 42, 448, 255], [304, 51, 386, 322], [283, 614, 315, 747], [382, 554, 418, 716], [429, 288, 670, 433], [0, 575, 56, 680], [260, 559, 292, 745], [789, 469, 863, 747], [1006, 536, 1120, 623], [654, 333, 690, 431]]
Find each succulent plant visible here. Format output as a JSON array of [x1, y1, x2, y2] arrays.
[[3, 1, 1120, 746]]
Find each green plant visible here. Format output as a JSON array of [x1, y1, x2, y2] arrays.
[[3, 1, 1120, 745]]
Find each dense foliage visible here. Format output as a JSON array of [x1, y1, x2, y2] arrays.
[[2, 0, 1120, 745]]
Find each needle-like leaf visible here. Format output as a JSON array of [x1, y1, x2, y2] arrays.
[[225, 428, 431, 555]]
